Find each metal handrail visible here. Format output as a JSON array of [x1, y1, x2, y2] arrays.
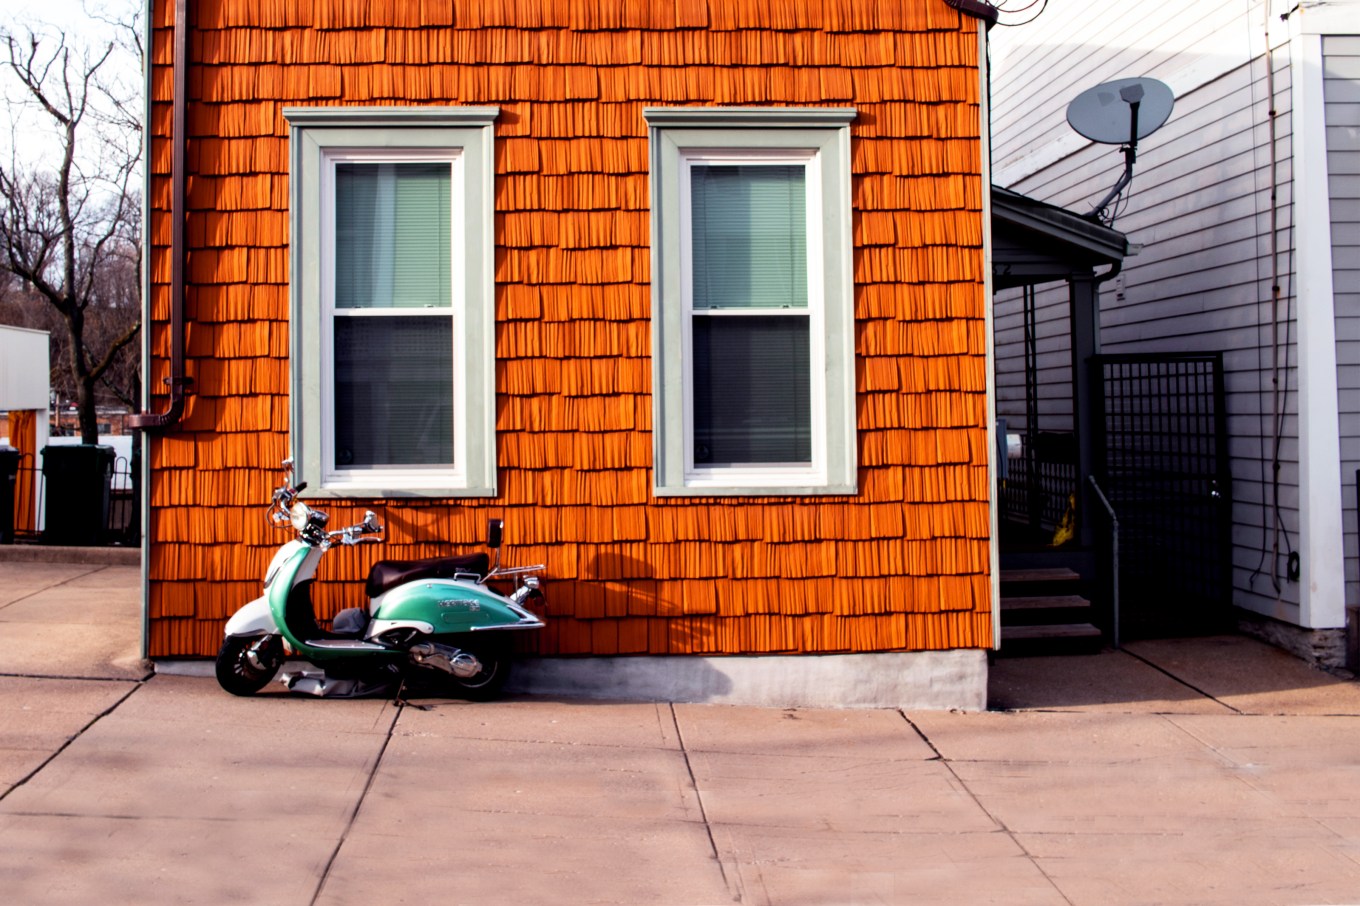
[[1087, 475, 1121, 649]]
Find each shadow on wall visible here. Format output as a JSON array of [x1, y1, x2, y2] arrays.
[[505, 549, 735, 701]]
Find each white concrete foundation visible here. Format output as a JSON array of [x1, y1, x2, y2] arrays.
[[157, 649, 991, 711], [506, 650, 989, 711]]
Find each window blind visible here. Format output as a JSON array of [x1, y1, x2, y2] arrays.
[[333, 316, 453, 467], [690, 164, 807, 311], [334, 162, 452, 310], [692, 315, 811, 464]]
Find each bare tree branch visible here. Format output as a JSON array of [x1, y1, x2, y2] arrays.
[[87, 314, 139, 385], [0, 11, 141, 444]]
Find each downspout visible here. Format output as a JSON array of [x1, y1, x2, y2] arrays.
[[1095, 259, 1123, 290], [129, 0, 190, 430], [136, 0, 153, 660]]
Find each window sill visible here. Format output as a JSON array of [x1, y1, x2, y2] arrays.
[[304, 485, 498, 500], [652, 482, 858, 498]]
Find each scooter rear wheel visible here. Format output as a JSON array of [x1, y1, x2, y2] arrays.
[[216, 635, 283, 696], [445, 644, 508, 701]]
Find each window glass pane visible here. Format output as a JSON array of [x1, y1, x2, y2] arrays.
[[334, 316, 453, 467], [335, 162, 451, 310], [691, 164, 807, 311], [692, 315, 810, 464]]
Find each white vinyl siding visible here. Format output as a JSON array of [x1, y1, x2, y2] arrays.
[[991, 3, 1306, 623], [1325, 35, 1360, 606]]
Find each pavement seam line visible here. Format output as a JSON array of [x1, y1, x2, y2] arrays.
[[0, 678, 147, 804], [1121, 649, 1245, 714], [0, 564, 108, 613], [310, 699, 404, 906], [0, 671, 150, 683], [668, 703, 742, 904], [898, 710, 1078, 906]]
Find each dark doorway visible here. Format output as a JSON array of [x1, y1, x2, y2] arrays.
[[1093, 353, 1232, 638]]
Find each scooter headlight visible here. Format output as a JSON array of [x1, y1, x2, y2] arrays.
[[290, 502, 313, 532]]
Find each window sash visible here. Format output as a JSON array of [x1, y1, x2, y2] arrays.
[[689, 164, 808, 312], [332, 314, 454, 469], [319, 149, 466, 489], [691, 313, 812, 466], [334, 162, 453, 310], [679, 150, 827, 484]]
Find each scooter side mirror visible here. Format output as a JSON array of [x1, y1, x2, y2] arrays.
[[362, 510, 382, 533], [487, 518, 503, 550]]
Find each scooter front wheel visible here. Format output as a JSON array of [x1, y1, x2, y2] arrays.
[[216, 634, 283, 696]]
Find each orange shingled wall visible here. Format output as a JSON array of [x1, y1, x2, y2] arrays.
[[145, 0, 992, 659]]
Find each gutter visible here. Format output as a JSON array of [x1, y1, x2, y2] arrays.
[[943, 0, 1000, 27], [128, 0, 190, 431]]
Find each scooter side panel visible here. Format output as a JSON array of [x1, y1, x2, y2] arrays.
[[266, 544, 384, 662], [375, 580, 539, 634], [268, 544, 317, 651]]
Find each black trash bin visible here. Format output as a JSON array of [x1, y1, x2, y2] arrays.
[[0, 445, 18, 544], [41, 444, 115, 546]]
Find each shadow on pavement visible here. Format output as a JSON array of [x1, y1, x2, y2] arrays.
[[989, 634, 1360, 715]]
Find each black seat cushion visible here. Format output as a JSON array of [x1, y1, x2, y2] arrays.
[[365, 553, 490, 599]]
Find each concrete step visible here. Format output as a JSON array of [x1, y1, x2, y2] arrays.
[[1000, 594, 1093, 627], [1000, 567, 1081, 586], [1000, 594, 1091, 613], [1002, 623, 1102, 641], [999, 621, 1104, 657]]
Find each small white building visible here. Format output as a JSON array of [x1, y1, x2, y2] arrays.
[[0, 325, 51, 533]]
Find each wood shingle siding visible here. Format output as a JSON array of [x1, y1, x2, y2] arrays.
[[145, 0, 991, 659]]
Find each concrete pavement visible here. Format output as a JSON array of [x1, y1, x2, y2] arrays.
[[3, 554, 1360, 904]]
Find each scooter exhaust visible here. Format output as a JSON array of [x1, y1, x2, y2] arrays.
[[408, 642, 483, 679]]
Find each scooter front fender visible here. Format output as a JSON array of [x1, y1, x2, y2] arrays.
[[223, 595, 279, 638]]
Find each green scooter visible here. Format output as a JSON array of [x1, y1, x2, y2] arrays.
[[215, 460, 545, 699]]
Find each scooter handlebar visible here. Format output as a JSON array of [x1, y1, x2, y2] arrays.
[[330, 511, 384, 546]]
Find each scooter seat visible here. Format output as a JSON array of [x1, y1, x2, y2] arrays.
[[365, 553, 490, 599]]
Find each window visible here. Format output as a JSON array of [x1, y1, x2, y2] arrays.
[[284, 108, 498, 497], [645, 108, 857, 495]]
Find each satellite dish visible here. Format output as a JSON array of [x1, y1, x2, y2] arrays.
[[1067, 77, 1174, 144], [1065, 77, 1174, 225]]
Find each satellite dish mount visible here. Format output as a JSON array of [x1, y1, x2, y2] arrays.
[[1066, 77, 1174, 226]]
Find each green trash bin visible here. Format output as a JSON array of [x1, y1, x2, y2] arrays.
[[0, 445, 18, 544], [41, 445, 115, 546]]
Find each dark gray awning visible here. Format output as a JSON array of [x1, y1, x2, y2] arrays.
[[991, 185, 1129, 290]]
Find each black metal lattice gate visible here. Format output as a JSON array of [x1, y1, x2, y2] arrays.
[[1092, 353, 1232, 639]]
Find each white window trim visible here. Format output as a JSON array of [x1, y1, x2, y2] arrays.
[[645, 107, 857, 496], [284, 107, 498, 498]]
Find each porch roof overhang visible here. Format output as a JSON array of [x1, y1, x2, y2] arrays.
[[991, 185, 1130, 290]]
